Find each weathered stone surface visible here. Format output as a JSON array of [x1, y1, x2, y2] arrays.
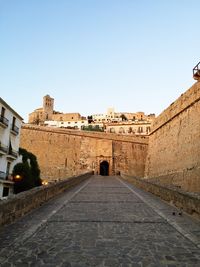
[[145, 81, 200, 192], [22, 81, 200, 194], [20, 126, 148, 181]]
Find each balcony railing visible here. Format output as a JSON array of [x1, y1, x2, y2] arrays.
[[0, 115, 9, 127], [0, 171, 7, 180], [193, 61, 200, 80], [8, 148, 18, 158], [11, 125, 19, 135], [0, 142, 8, 154]]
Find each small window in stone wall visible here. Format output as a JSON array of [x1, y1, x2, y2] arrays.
[[146, 126, 151, 133], [119, 127, 125, 134], [65, 158, 67, 167], [138, 127, 143, 133]]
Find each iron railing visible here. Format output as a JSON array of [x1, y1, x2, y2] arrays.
[[11, 125, 19, 135], [0, 115, 9, 127], [8, 147, 18, 158], [0, 171, 7, 180], [0, 142, 8, 154]]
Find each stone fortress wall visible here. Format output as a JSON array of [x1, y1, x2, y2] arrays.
[[21, 80, 200, 193], [20, 126, 148, 181], [145, 81, 200, 192]]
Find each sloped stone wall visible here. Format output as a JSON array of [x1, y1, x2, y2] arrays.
[[145, 81, 200, 192]]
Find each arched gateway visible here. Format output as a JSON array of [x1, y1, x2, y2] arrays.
[[100, 161, 109, 176]]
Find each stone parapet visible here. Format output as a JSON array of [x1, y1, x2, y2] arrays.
[[22, 125, 149, 145], [0, 172, 92, 227], [121, 173, 200, 220]]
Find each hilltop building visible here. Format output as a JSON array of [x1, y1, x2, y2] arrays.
[[45, 117, 88, 129], [0, 98, 23, 199], [92, 108, 155, 134], [28, 95, 155, 134], [106, 121, 152, 135], [28, 95, 54, 124], [92, 108, 155, 123], [28, 95, 87, 129]]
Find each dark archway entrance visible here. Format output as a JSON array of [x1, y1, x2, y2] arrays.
[[100, 161, 109, 176]]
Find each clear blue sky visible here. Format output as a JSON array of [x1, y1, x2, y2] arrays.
[[0, 0, 200, 122]]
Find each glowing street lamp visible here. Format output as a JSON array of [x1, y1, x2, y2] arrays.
[[15, 174, 21, 180], [42, 180, 48, 186]]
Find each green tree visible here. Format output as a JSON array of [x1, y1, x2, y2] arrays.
[[12, 148, 42, 193], [82, 125, 104, 132], [12, 162, 34, 193], [87, 115, 94, 123], [120, 114, 128, 121]]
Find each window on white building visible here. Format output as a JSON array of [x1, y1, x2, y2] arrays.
[[1, 107, 5, 117], [6, 162, 11, 178]]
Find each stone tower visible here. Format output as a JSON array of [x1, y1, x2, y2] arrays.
[[107, 107, 115, 118], [43, 95, 54, 120]]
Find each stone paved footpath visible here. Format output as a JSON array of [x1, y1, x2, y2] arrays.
[[0, 175, 200, 267]]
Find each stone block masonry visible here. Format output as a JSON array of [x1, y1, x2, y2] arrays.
[[145, 81, 200, 192], [0, 172, 92, 227], [20, 126, 148, 181], [20, 80, 200, 195]]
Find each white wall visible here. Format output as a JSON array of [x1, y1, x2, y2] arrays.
[[0, 99, 23, 176], [45, 120, 88, 129]]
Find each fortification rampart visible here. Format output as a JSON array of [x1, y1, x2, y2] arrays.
[[20, 126, 148, 181], [145, 81, 200, 192], [22, 125, 148, 144]]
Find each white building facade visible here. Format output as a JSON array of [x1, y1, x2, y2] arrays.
[[92, 108, 123, 123], [44, 119, 88, 129], [0, 98, 23, 199]]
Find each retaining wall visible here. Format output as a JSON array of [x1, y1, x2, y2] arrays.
[[145, 81, 200, 192], [20, 126, 148, 180]]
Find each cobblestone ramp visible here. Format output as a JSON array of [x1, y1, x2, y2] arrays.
[[0, 175, 200, 267]]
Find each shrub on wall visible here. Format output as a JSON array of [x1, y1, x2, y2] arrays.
[[12, 148, 42, 194], [82, 125, 104, 132]]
